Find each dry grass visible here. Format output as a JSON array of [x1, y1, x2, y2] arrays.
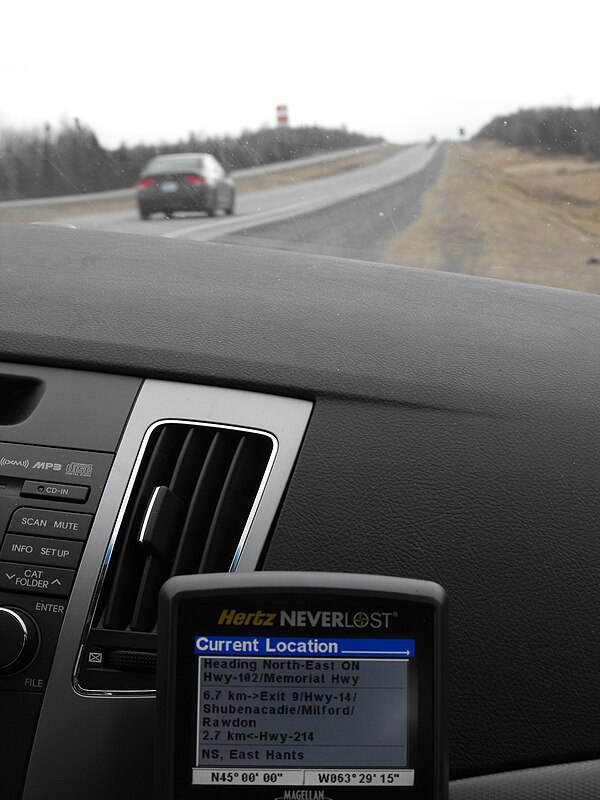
[[0, 144, 400, 224], [0, 196, 135, 223], [385, 142, 600, 293]]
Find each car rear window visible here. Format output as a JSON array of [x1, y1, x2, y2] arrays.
[[142, 157, 204, 175]]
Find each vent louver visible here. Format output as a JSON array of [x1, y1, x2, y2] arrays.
[[78, 421, 275, 691]]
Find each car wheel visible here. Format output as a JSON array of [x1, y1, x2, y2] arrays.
[[139, 210, 150, 220], [207, 191, 218, 217], [164, 210, 173, 219], [225, 192, 235, 216]]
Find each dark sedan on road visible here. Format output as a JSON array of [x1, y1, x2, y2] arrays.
[[136, 153, 235, 219]]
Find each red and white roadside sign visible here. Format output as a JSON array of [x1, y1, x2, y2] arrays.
[[276, 104, 289, 126]]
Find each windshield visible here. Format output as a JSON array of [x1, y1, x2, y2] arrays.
[[1, 1, 599, 294], [142, 157, 205, 176]]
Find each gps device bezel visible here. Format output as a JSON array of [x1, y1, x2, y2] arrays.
[[156, 572, 447, 800]]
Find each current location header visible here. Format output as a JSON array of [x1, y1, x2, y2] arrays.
[[194, 636, 415, 658]]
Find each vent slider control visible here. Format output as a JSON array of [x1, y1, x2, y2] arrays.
[[137, 486, 186, 559]]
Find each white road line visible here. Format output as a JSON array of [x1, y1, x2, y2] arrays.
[[162, 197, 318, 240]]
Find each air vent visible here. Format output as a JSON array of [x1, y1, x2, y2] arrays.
[[78, 421, 275, 691]]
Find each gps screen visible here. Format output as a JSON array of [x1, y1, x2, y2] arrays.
[[193, 636, 415, 788], [157, 573, 445, 800]]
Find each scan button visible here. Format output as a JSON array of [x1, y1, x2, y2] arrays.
[[8, 507, 93, 541]]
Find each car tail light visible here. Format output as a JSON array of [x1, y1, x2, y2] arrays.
[[136, 178, 155, 189], [183, 175, 206, 185]]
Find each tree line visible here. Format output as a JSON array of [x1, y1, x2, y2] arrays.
[[475, 107, 600, 160], [0, 119, 382, 201]]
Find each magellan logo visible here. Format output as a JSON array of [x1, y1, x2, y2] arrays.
[[217, 609, 395, 629], [276, 791, 331, 800]]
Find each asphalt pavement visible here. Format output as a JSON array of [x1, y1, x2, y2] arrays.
[[32, 143, 445, 263], [219, 145, 446, 262]]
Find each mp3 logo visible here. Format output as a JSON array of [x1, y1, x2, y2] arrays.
[[33, 461, 62, 471]]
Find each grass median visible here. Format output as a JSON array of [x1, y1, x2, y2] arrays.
[[385, 142, 600, 293]]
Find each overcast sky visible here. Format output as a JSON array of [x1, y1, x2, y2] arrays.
[[2, 0, 599, 149]]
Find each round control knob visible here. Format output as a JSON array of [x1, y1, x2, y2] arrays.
[[0, 607, 40, 675]]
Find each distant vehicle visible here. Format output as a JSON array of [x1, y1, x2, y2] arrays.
[[135, 153, 235, 220]]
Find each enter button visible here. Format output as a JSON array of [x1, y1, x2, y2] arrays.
[[0, 534, 83, 569]]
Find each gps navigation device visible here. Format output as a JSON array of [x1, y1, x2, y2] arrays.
[[156, 572, 447, 800]]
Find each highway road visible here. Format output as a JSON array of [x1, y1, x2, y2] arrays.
[[225, 146, 445, 262], [32, 143, 444, 262]]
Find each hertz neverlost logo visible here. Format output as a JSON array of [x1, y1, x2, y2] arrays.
[[218, 609, 277, 626], [217, 609, 395, 629]]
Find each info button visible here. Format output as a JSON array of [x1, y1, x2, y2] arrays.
[[0, 534, 83, 569], [21, 480, 89, 504]]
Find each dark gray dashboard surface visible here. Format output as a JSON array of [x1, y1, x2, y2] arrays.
[[2, 222, 600, 782], [1, 223, 599, 425], [0, 362, 141, 450], [450, 759, 600, 799]]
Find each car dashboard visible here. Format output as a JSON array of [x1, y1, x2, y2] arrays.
[[1, 222, 600, 799]]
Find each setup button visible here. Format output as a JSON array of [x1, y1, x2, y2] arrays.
[[0, 534, 83, 569], [21, 481, 89, 504]]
